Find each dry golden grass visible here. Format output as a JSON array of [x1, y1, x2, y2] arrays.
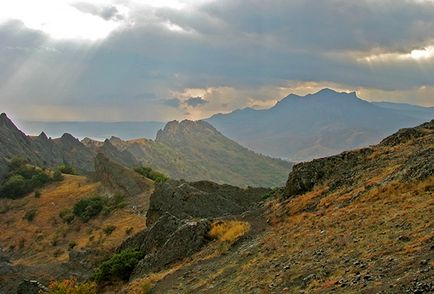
[[0, 174, 148, 266], [208, 220, 250, 244]]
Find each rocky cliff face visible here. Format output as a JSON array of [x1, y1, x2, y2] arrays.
[[94, 153, 153, 197], [146, 179, 269, 226], [118, 213, 211, 279], [0, 113, 95, 178]]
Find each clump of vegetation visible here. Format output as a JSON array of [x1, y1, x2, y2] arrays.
[[52, 170, 64, 182], [73, 194, 127, 222], [93, 249, 145, 283], [73, 197, 104, 222], [208, 220, 250, 244], [23, 208, 37, 222], [102, 194, 127, 216], [48, 278, 97, 294], [34, 189, 41, 198], [103, 225, 116, 235], [56, 163, 76, 175], [0, 158, 63, 199], [134, 165, 168, 183], [59, 208, 75, 224]]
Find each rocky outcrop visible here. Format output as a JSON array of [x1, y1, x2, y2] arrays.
[[94, 153, 153, 197], [380, 119, 434, 147], [283, 148, 373, 198], [0, 113, 96, 178], [16, 280, 48, 294], [146, 180, 269, 226], [98, 139, 138, 167], [117, 213, 210, 279], [282, 119, 434, 199]]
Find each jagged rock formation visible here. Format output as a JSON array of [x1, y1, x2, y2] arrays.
[[117, 213, 211, 279], [94, 153, 153, 197], [0, 113, 95, 178], [1, 113, 291, 187], [16, 280, 48, 294], [146, 180, 269, 226]]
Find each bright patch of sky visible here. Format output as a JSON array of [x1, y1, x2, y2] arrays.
[[0, 0, 210, 40]]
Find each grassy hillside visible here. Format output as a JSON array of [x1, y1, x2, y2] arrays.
[[0, 173, 153, 292], [117, 120, 434, 293], [153, 120, 292, 187], [103, 120, 292, 187]]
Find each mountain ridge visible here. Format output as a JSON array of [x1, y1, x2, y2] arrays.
[[206, 89, 434, 161], [0, 114, 291, 187]]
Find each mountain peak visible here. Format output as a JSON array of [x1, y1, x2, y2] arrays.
[[0, 113, 18, 130], [315, 88, 338, 95], [312, 88, 358, 98], [38, 132, 49, 140]]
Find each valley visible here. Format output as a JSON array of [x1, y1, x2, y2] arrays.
[[0, 118, 432, 293]]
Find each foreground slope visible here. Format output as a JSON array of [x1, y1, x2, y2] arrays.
[[134, 120, 433, 293], [0, 157, 155, 293], [207, 88, 434, 161]]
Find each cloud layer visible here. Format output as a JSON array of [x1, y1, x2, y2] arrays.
[[1, 0, 434, 121]]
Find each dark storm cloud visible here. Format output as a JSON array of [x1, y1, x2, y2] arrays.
[[185, 97, 208, 107], [1, 0, 434, 122]]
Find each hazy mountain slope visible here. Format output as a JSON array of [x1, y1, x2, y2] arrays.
[[133, 119, 434, 294], [207, 89, 434, 161], [89, 121, 293, 187], [373, 101, 434, 121], [153, 120, 292, 187], [17, 121, 165, 141]]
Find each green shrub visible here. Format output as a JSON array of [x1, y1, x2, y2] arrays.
[[56, 164, 76, 175], [34, 189, 41, 198], [103, 225, 116, 235], [52, 170, 64, 182], [23, 208, 37, 222], [0, 175, 30, 198], [93, 249, 145, 283], [102, 194, 127, 216], [59, 208, 75, 224], [73, 197, 104, 222], [134, 166, 168, 183], [0, 158, 58, 199]]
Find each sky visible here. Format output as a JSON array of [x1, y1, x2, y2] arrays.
[[1, 0, 434, 122]]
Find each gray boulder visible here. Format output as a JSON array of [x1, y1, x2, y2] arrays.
[[17, 280, 48, 294]]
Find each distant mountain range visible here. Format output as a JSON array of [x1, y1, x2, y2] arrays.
[[207, 88, 434, 161], [16, 120, 165, 141], [0, 114, 291, 187]]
